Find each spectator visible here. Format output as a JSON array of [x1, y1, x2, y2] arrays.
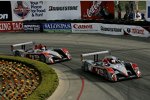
[[128, 11, 135, 20], [117, 1, 122, 19], [134, 10, 142, 21]]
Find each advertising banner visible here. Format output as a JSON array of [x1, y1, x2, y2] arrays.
[[123, 25, 150, 37], [46, 1, 81, 20], [11, 1, 47, 21], [0, 21, 23, 32], [99, 23, 124, 35], [146, 1, 150, 22], [0, 1, 12, 21], [71, 23, 99, 33], [23, 23, 41, 32], [80, 1, 114, 20], [43, 23, 72, 32]]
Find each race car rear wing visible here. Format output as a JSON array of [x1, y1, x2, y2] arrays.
[[11, 41, 34, 51], [81, 50, 110, 62]]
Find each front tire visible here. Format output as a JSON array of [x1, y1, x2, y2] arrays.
[[14, 51, 21, 56], [82, 62, 89, 72]]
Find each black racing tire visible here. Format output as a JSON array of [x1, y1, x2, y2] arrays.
[[103, 69, 109, 80], [40, 55, 46, 63], [14, 51, 21, 56], [82, 62, 89, 72]]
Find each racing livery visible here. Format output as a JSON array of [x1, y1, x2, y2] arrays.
[[11, 41, 71, 64], [81, 51, 141, 82]]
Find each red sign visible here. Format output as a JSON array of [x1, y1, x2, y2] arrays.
[[0, 21, 23, 32], [131, 28, 144, 34], [80, 1, 114, 20]]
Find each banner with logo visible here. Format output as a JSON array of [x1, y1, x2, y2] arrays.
[[123, 25, 150, 37], [0, 1, 12, 21], [98, 23, 123, 35], [46, 1, 81, 20], [80, 1, 114, 20], [43, 23, 72, 32], [0, 21, 23, 32], [11, 1, 47, 21], [23, 22, 41, 32], [71, 23, 99, 33], [146, 1, 150, 22]]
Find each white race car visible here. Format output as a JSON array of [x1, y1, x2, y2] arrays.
[[11, 41, 71, 64], [81, 50, 141, 82]]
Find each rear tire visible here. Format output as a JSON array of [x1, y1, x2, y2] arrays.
[[40, 55, 46, 63]]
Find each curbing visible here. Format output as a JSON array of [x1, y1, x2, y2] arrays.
[[47, 68, 69, 100]]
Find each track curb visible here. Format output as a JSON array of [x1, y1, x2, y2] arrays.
[[47, 67, 69, 100]]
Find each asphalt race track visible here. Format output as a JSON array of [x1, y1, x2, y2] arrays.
[[0, 33, 150, 100]]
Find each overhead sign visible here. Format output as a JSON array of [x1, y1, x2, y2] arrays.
[[43, 23, 72, 32], [11, 1, 47, 21], [71, 23, 99, 33], [0, 1, 12, 21], [46, 1, 81, 20]]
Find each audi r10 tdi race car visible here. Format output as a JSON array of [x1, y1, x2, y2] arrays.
[[11, 41, 71, 64], [81, 50, 141, 82]]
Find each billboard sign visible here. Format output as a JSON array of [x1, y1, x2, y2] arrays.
[[99, 23, 124, 35], [80, 1, 114, 20], [11, 1, 47, 21], [71, 23, 99, 33], [43, 23, 72, 32], [124, 25, 150, 37], [46, 1, 81, 20], [23, 23, 41, 32], [0, 21, 23, 32], [0, 1, 12, 21]]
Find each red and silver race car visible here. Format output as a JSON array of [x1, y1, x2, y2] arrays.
[[81, 50, 141, 82], [11, 41, 71, 64]]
